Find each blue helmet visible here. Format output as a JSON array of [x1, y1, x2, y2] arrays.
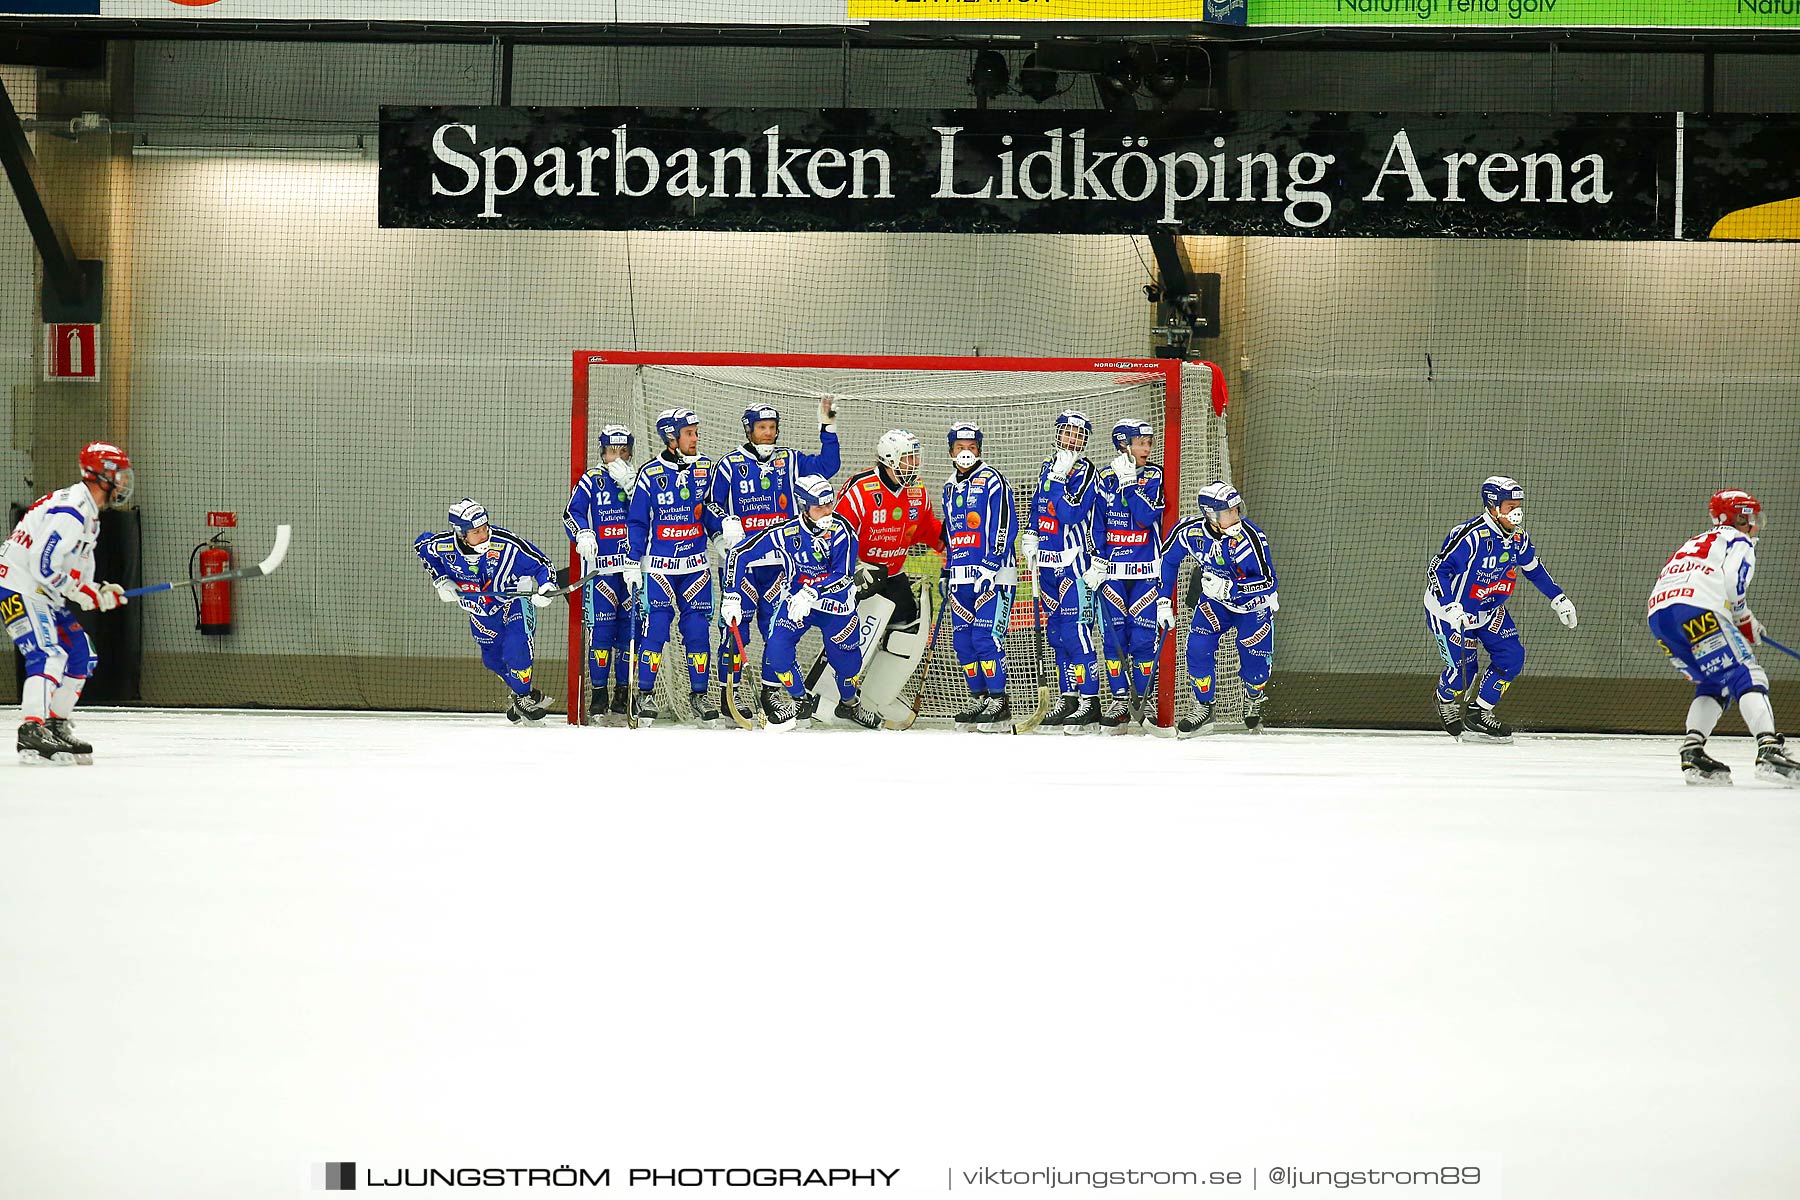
[[742, 404, 780, 441], [447, 498, 489, 536], [947, 421, 983, 451], [794, 473, 837, 510], [1112, 418, 1153, 453], [1196, 480, 1244, 533], [1054, 409, 1093, 451], [599, 424, 633, 455], [448, 498, 489, 556], [655, 408, 698, 447], [1481, 475, 1523, 509]]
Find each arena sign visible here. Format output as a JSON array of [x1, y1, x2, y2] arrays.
[[1252, 0, 1800, 25], [382, 107, 1687, 239]]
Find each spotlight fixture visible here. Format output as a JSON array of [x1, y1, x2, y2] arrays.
[[968, 50, 1010, 104]]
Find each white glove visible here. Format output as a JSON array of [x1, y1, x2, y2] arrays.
[[1741, 611, 1767, 643], [86, 582, 127, 612], [511, 577, 539, 598], [1437, 600, 1467, 629], [575, 530, 599, 576], [1082, 561, 1108, 591], [1156, 597, 1176, 632], [721, 592, 743, 627], [1550, 594, 1578, 629], [1049, 449, 1077, 482], [62, 578, 98, 611], [621, 560, 643, 590], [1110, 453, 1137, 487], [973, 565, 1000, 592], [531, 581, 559, 609], [605, 458, 636, 492], [721, 516, 746, 549], [1201, 572, 1231, 601], [1265, 592, 1280, 614], [1019, 531, 1040, 569], [818, 395, 840, 426], [435, 576, 459, 603], [787, 586, 817, 623]]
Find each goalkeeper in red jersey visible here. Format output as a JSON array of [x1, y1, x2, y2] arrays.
[[808, 429, 945, 722]]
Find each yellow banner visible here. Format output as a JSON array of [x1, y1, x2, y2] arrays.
[[850, 0, 1205, 18]]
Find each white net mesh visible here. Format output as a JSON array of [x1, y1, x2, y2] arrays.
[[577, 358, 1236, 726]]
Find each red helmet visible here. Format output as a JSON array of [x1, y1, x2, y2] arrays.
[[79, 440, 134, 507], [1710, 488, 1761, 535]]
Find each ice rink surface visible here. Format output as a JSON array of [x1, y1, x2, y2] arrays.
[[3, 710, 1799, 1199]]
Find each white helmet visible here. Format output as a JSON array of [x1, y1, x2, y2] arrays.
[[876, 429, 922, 487]]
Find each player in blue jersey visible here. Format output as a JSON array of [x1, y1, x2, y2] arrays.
[[942, 420, 1018, 731], [725, 474, 882, 731], [709, 396, 842, 714], [1084, 418, 1166, 730], [1158, 481, 1278, 737], [626, 408, 724, 725], [1424, 475, 1578, 742], [1019, 410, 1102, 734], [415, 498, 558, 723], [564, 424, 638, 723]]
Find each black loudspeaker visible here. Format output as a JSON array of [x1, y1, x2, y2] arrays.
[[9, 503, 142, 704]]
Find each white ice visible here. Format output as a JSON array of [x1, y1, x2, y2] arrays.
[[2, 711, 1798, 1200]]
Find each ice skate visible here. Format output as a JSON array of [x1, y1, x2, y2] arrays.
[[1243, 693, 1267, 731], [17, 720, 75, 765], [1177, 702, 1215, 739], [687, 691, 721, 726], [1679, 736, 1731, 785], [44, 718, 93, 763], [834, 697, 883, 730], [1434, 695, 1464, 738], [1462, 705, 1513, 743], [760, 684, 797, 731], [1755, 734, 1800, 786], [1061, 696, 1100, 735], [1041, 694, 1080, 729]]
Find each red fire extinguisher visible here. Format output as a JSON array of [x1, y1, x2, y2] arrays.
[[195, 532, 233, 635]]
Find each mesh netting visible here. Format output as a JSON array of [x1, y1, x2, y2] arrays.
[[576, 359, 1234, 726]]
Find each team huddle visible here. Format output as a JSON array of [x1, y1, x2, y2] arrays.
[[3, 428, 1790, 786]]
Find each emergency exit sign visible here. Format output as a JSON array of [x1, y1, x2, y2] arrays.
[[45, 323, 100, 382]]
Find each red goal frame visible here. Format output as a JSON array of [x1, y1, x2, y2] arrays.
[[569, 350, 1216, 727]]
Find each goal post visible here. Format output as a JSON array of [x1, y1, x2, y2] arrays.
[[569, 350, 1231, 729]]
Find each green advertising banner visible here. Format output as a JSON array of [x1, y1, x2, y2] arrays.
[[1253, 0, 1800, 26]]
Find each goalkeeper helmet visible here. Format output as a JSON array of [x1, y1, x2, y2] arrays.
[[876, 429, 922, 488]]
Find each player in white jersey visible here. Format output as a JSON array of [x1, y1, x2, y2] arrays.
[[1647, 489, 1798, 786], [1, 441, 135, 764]]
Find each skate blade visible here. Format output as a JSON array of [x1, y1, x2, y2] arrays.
[[18, 749, 75, 765], [1682, 771, 1733, 786], [1177, 726, 1216, 740], [1754, 764, 1800, 787]]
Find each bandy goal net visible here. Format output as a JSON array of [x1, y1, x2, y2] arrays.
[[569, 352, 1232, 728]]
